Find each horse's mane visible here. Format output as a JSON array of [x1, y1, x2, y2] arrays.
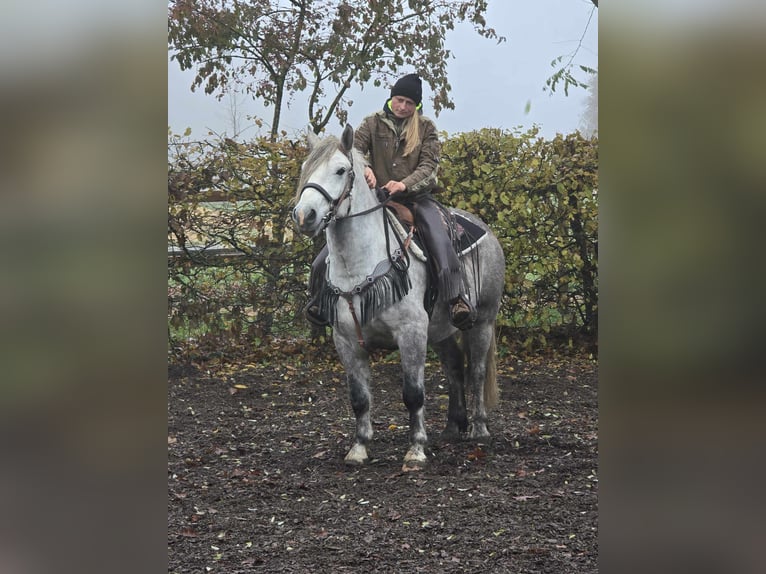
[[295, 134, 365, 202]]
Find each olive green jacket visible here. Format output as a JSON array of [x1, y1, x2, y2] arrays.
[[353, 106, 440, 201]]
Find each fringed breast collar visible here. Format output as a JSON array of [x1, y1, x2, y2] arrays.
[[317, 207, 414, 348]]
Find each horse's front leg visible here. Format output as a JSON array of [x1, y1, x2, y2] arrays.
[[336, 336, 373, 465], [345, 366, 373, 465], [399, 334, 429, 472]]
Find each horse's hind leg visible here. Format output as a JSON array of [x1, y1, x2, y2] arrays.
[[465, 323, 495, 440], [432, 335, 468, 442]]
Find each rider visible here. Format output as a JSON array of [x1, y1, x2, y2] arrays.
[[305, 73, 475, 330]]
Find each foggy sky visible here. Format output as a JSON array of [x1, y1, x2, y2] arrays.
[[168, 0, 599, 140]]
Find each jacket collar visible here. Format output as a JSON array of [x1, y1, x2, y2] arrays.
[[376, 104, 402, 137]]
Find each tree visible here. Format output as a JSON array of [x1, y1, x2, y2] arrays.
[[168, 0, 504, 140], [544, 1, 597, 96]]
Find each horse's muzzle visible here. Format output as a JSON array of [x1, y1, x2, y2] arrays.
[[292, 206, 319, 236]]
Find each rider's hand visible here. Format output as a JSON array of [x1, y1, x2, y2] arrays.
[[363, 166, 376, 188], [383, 180, 406, 195]]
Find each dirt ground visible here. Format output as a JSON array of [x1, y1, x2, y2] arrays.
[[168, 350, 597, 573]]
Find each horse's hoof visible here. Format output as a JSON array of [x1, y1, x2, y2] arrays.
[[440, 427, 464, 443], [402, 459, 427, 472], [344, 444, 369, 466], [402, 447, 427, 472], [468, 424, 491, 441]]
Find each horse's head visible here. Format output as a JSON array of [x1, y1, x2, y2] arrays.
[[292, 124, 358, 237]]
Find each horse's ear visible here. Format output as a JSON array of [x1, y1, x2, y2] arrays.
[[306, 127, 320, 150], [340, 124, 354, 153]]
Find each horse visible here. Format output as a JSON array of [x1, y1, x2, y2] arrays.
[[292, 125, 506, 471]]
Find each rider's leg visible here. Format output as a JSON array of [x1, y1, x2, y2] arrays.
[[414, 198, 476, 330], [305, 244, 329, 327]]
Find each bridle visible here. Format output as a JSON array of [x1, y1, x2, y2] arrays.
[[299, 145, 389, 231], [298, 145, 409, 267]]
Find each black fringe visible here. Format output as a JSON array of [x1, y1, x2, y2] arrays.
[[318, 262, 412, 327]]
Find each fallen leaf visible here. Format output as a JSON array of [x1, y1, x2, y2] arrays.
[[466, 447, 486, 461]]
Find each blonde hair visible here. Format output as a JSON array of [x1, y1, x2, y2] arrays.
[[401, 114, 420, 157]]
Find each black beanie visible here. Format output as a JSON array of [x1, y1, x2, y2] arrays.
[[390, 74, 422, 105]]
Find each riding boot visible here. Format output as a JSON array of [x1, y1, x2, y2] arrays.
[[414, 198, 476, 330], [449, 294, 477, 331], [304, 244, 330, 327]]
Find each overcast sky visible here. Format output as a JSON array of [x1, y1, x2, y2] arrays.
[[168, 0, 598, 140]]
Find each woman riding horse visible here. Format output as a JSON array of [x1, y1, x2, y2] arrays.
[[306, 73, 475, 330], [293, 124, 505, 470]]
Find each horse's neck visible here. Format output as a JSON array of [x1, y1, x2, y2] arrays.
[[326, 185, 389, 289]]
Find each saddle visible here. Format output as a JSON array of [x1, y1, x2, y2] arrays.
[[384, 207, 426, 262], [385, 200, 415, 229], [383, 196, 488, 258]]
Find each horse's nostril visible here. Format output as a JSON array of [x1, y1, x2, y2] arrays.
[[292, 207, 317, 229]]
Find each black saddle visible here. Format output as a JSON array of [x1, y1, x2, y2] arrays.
[[381, 195, 487, 318], [379, 191, 486, 256]]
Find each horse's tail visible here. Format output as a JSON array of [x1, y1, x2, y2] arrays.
[[484, 323, 499, 409]]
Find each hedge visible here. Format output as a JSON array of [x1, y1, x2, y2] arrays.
[[168, 127, 597, 356]]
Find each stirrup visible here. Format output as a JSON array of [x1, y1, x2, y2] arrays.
[[304, 299, 329, 327], [449, 295, 476, 330]]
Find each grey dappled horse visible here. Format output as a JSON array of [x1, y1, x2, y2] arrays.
[[292, 125, 505, 471]]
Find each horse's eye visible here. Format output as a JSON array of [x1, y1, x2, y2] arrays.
[[336, 167, 346, 176]]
